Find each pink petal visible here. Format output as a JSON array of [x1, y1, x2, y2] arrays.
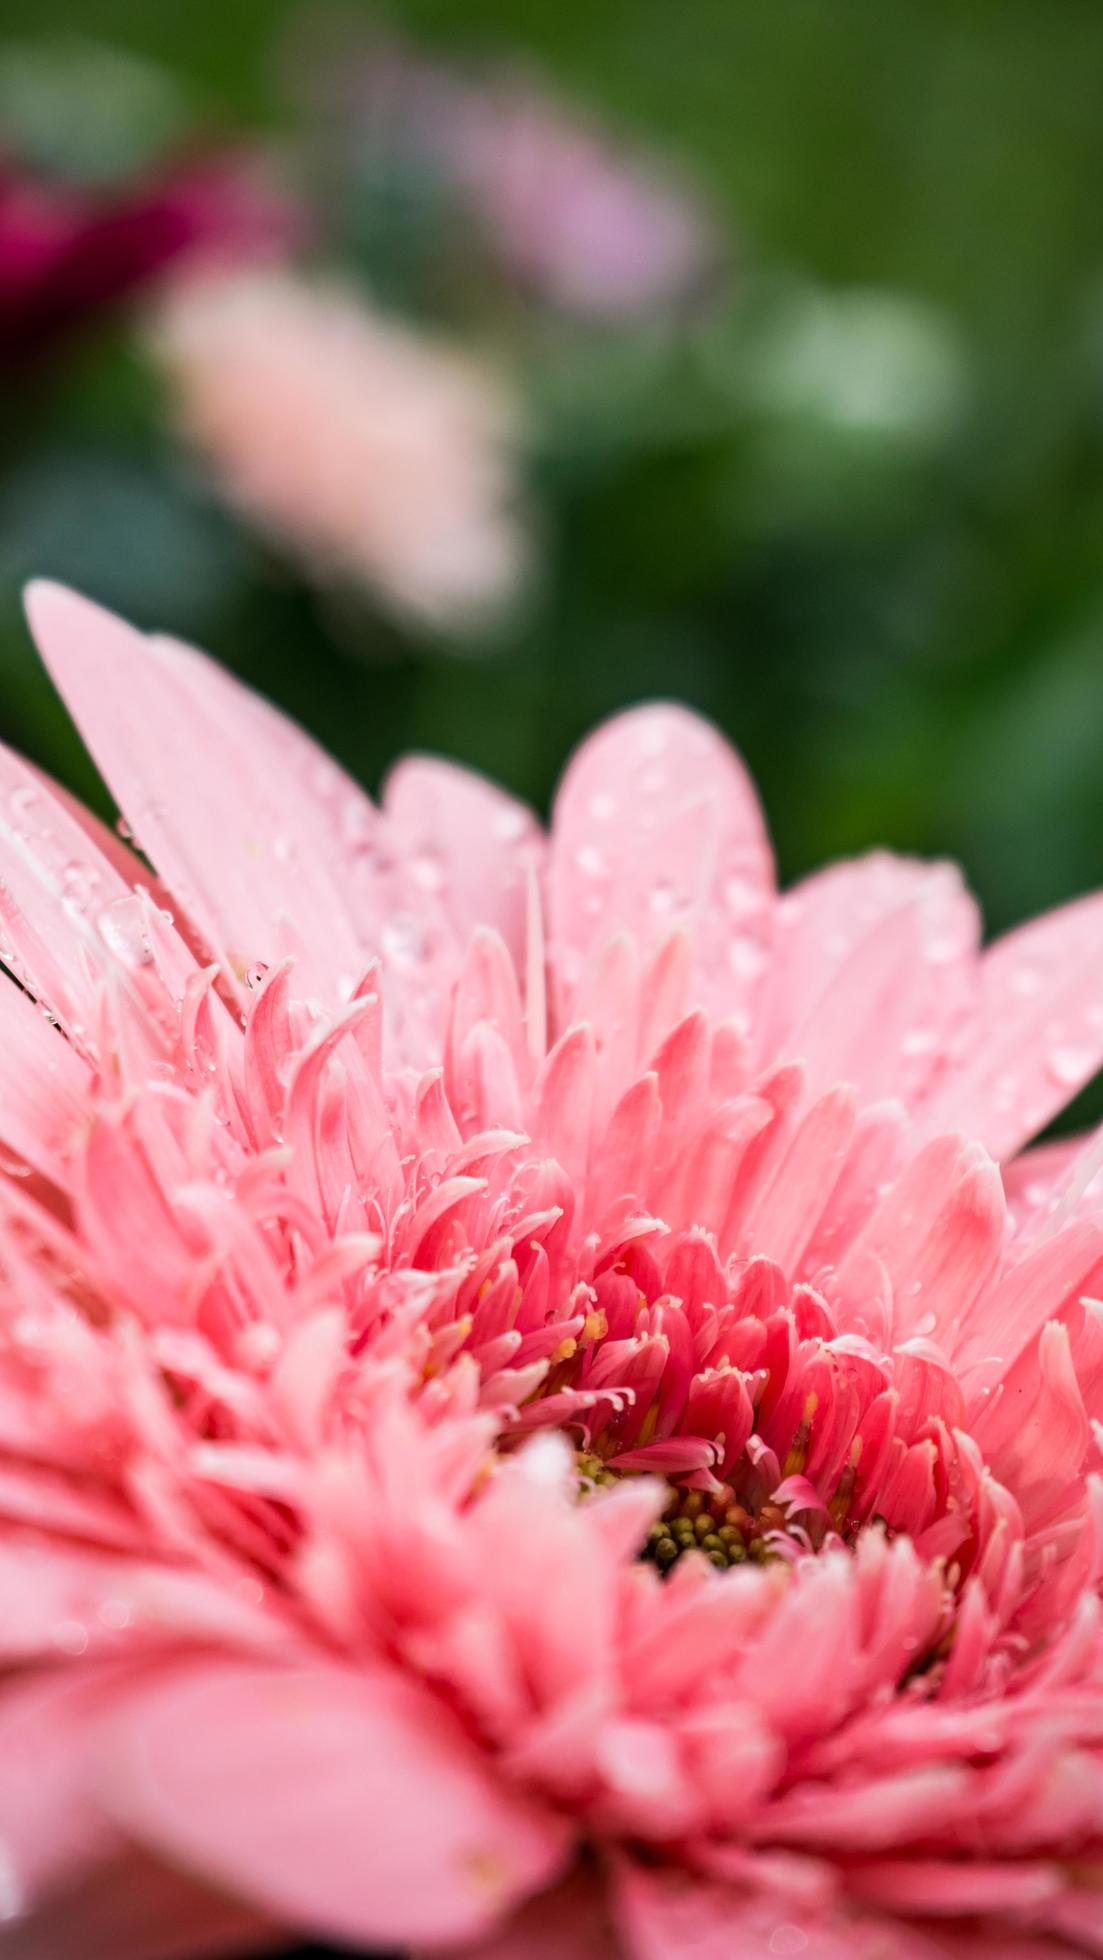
[[834, 1135, 1006, 1352], [0, 976, 87, 1178], [25, 582, 368, 1002], [615, 1863, 895, 1960], [917, 889, 1103, 1158], [99, 1659, 569, 1950], [383, 754, 543, 965], [844, 1859, 1061, 1917], [769, 900, 973, 1110], [1001, 1135, 1087, 1234], [760, 852, 980, 1100], [549, 703, 773, 1024]]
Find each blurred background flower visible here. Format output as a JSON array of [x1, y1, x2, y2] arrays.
[[0, 0, 1102, 1068], [148, 266, 530, 629], [298, 25, 720, 320], [0, 151, 293, 368]]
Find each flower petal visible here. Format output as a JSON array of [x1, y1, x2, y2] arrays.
[[549, 704, 773, 1026], [760, 853, 979, 1090], [383, 755, 543, 966], [99, 1660, 569, 1950], [917, 890, 1103, 1159]]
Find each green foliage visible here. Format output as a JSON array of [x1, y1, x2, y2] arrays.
[[3, 0, 1103, 959]]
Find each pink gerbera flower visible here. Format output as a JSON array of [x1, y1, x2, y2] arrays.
[[2, 583, 1103, 1960]]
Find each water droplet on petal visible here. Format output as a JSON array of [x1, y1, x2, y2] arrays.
[[51, 1619, 89, 1657], [410, 850, 445, 894], [1050, 1046, 1095, 1088], [98, 897, 154, 969], [383, 916, 428, 971], [769, 1927, 809, 1956], [493, 807, 527, 843], [574, 845, 607, 880]]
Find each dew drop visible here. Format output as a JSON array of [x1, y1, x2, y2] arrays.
[[728, 936, 768, 982], [98, 897, 154, 969], [769, 1927, 808, 1956], [411, 849, 445, 894], [901, 1026, 938, 1058], [97, 1597, 133, 1630], [493, 807, 527, 843], [722, 875, 761, 918], [382, 916, 428, 970], [924, 935, 960, 967], [637, 722, 669, 759], [51, 1619, 90, 1657], [1050, 1046, 1094, 1088], [649, 879, 679, 916], [574, 845, 607, 880]]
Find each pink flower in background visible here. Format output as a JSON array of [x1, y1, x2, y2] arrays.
[[316, 35, 719, 319], [3, 584, 1103, 1957], [0, 154, 294, 368], [148, 267, 529, 630]]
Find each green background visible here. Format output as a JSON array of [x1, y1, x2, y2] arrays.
[[3, 0, 1103, 938]]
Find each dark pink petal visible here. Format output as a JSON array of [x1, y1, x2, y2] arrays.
[[0, 1845, 276, 1960], [445, 1866, 623, 1959]]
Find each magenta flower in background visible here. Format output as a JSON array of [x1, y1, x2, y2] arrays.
[[147, 267, 530, 630], [2, 585, 1103, 1957], [0, 153, 294, 368]]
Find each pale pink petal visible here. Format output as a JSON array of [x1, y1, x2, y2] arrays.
[[100, 1660, 569, 1950], [549, 703, 773, 1025], [834, 1135, 1006, 1351], [917, 890, 1103, 1158], [760, 852, 980, 1100], [1001, 1135, 1087, 1233], [24, 583, 367, 1003], [0, 977, 87, 1177], [384, 754, 543, 965]]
